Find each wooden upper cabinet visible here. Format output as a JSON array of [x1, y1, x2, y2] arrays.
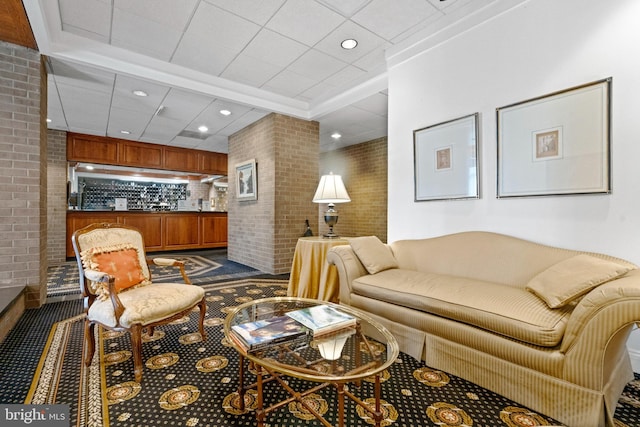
[[67, 133, 118, 164], [164, 147, 198, 172], [198, 151, 228, 174], [119, 140, 163, 168], [67, 132, 227, 175]]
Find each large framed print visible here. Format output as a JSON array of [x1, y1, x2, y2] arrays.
[[413, 113, 479, 201], [497, 78, 611, 198], [236, 159, 257, 201]]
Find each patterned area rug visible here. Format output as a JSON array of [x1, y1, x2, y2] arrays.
[[46, 249, 259, 299], [26, 279, 640, 427]]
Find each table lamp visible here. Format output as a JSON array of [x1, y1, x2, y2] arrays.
[[312, 173, 351, 238]]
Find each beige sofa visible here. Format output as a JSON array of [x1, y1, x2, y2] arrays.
[[326, 231, 640, 427]]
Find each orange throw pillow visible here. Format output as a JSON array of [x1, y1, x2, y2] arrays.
[[91, 248, 146, 292]]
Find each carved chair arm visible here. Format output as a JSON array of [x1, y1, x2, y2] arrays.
[[84, 269, 125, 323], [147, 258, 192, 284]]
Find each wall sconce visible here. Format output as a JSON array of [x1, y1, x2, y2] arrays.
[[312, 172, 351, 238]]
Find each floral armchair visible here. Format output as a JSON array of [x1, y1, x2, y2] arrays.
[[72, 222, 207, 382]]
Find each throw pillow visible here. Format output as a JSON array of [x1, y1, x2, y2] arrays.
[[349, 236, 398, 274], [526, 254, 632, 308], [81, 243, 147, 297]]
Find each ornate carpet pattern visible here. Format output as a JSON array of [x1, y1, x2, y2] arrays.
[[24, 278, 640, 427], [46, 249, 259, 298]]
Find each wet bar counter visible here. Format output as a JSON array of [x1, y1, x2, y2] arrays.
[[66, 211, 227, 257]]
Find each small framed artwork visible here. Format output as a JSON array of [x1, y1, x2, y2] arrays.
[[413, 113, 480, 201], [235, 159, 257, 201], [497, 78, 611, 198]]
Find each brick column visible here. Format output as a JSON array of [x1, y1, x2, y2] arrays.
[[0, 41, 47, 307], [228, 113, 319, 274], [47, 129, 67, 264]]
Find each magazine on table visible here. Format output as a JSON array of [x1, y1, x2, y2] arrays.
[[285, 304, 356, 336], [230, 315, 308, 352]]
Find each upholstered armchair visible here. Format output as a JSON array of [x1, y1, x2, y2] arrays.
[[72, 222, 207, 382]]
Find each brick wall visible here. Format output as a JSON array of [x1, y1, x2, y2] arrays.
[[319, 136, 388, 242], [0, 41, 47, 308], [47, 129, 67, 264], [228, 113, 319, 274]]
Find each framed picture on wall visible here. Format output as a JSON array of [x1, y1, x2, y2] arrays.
[[413, 113, 480, 201], [496, 78, 611, 198], [236, 159, 257, 201]]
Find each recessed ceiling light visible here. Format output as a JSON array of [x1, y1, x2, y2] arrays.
[[219, 109, 231, 116], [85, 165, 94, 170], [132, 90, 148, 97], [331, 132, 342, 139], [198, 125, 208, 132], [120, 130, 131, 135], [341, 39, 358, 50], [46, 118, 52, 123]]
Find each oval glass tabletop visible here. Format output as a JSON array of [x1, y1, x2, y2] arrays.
[[224, 297, 399, 383]]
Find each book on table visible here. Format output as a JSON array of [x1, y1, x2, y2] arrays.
[[231, 315, 308, 352], [285, 304, 356, 336]]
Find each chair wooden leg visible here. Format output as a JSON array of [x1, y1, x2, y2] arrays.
[[83, 318, 95, 366], [198, 298, 207, 341], [131, 324, 143, 382]]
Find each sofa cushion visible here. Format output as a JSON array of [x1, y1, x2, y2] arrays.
[[349, 236, 398, 274], [526, 254, 633, 308], [352, 269, 572, 347]]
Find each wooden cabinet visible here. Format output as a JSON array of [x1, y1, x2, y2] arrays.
[[66, 211, 227, 257], [202, 215, 228, 245], [67, 133, 118, 164], [67, 132, 227, 175], [164, 214, 200, 250], [164, 147, 198, 172], [120, 214, 164, 251], [120, 140, 163, 168], [198, 151, 227, 174]]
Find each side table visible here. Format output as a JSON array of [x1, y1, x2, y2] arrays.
[[287, 236, 349, 302]]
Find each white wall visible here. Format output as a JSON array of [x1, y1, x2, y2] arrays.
[[387, 0, 640, 370]]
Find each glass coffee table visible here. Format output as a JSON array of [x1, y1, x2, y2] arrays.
[[224, 297, 399, 427]]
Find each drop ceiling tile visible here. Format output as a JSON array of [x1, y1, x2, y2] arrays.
[[113, 0, 198, 30], [352, 92, 388, 116], [48, 59, 115, 92], [203, 0, 285, 25], [322, 65, 367, 88], [217, 110, 270, 136], [172, 2, 260, 75], [159, 89, 215, 121], [111, 75, 170, 113], [352, 43, 390, 72], [262, 70, 317, 98], [142, 116, 189, 143], [106, 107, 152, 138], [352, 0, 439, 41], [288, 49, 348, 82], [265, 0, 344, 47], [241, 29, 308, 68], [315, 20, 386, 63], [221, 55, 282, 87], [189, 2, 260, 52], [59, 0, 111, 41], [315, 0, 372, 17], [111, 8, 184, 61], [299, 81, 339, 101]]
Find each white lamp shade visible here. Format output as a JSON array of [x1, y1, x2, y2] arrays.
[[312, 173, 351, 204]]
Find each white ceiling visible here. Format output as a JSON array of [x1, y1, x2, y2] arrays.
[[23, 0, 503, 152]]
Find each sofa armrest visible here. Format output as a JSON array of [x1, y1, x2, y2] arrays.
[[560, 269, 640, 389], [327, 245, 369, 305]]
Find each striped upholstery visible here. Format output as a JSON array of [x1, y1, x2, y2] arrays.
[[327, 231, 640, 427]]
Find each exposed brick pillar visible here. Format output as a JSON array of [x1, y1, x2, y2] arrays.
[[228, 113, 319, 275], [47, 129, 67, 264], [0, 41, 47, 307]]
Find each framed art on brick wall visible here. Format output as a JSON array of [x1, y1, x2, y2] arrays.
[[497, 78, 611, 198], [236, 159, 257, 201], [413, 113, 480, 202]]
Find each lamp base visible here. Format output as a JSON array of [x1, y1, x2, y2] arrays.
[[323, 231, 341, 239], [323, 205, 340, 239]]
